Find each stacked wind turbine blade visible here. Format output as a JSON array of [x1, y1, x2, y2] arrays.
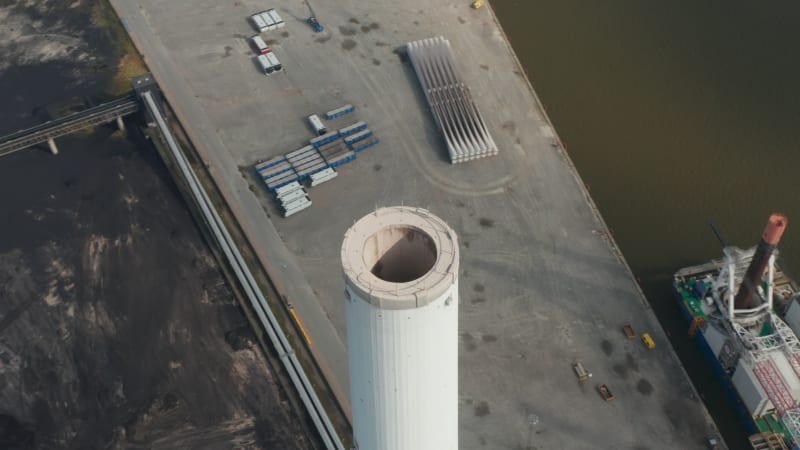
[[407, 36, 498, 164]]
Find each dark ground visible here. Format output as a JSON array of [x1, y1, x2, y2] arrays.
[[0, 1, 311, 448]]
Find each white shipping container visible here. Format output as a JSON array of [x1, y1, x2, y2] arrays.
[[251, 14, 268, 32], [268, 10, 285, 28], [260, 12, 276, 30], [307, 114, 326, 136], [266, 52, 282, 72], [256, 54, 273, 75]]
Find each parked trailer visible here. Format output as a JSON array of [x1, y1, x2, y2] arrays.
[[266, 52, 282, 72], [286, 145, 315, 160], [353, 137, 379, 153], [320, 148, 348, 165], [294, 157, 328, 174], [319, 142, 346, 158], [319, 143, 346, 157], [289, 156, 322, 172], [256, 54, 274, 75], [325, 104, 355, 120], [326, 150, 356, 168], [293, 155, 327, 169], [287, 146, 321, 161], [255, 155, 286, 172], [267, 178, 299, 192], [259, 158, 293, 173], [287, 147, 320, 163], [268, 9, 285, 28], [251, 14, 268, 32], [295, 162, 328, 180], [263, 164, 298, 182], [320, 145, 348, 160], [260, 162, 294, 180], [290, 154, 324, 171], [266, 171, 300, 191], [307, 114, 327, 136], [343, 128, 373, 145], [309, 131, 340, 148], [338, 120, 366, 137], [317, 137, 345, 153]]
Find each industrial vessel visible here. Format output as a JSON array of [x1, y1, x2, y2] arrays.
[[674, 213, 800, 449]]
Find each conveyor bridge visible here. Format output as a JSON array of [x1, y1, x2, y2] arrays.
[[0, 95, 139, 157]]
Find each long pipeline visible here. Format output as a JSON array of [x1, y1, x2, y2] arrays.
[[142, 91, 344, 450]]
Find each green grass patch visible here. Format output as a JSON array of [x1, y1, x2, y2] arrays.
[[91, 0, 147, 96]]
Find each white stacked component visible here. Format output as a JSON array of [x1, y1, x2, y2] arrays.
[[276, 182, 310, 217], [278, 188, 307, 205], [274, 181, 302, 198], [406, 36, 498, 164], [341, 206, 460, 450], [310, 167, 337, 186]]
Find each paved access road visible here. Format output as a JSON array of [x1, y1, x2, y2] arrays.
[[109, 0, 351, 417]]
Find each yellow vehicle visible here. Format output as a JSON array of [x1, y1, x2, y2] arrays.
[[641, 332, 656, 349], [573, 362, 590, 381], [471, 0, 485, 9]]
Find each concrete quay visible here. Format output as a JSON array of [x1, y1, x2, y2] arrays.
[[111, 0, 722, 448]]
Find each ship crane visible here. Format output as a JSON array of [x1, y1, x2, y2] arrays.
[[714, 214, 800, 446], [675, 213, 800, 449]]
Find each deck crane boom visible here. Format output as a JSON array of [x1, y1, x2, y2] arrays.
[[304, 0, 324, 32]]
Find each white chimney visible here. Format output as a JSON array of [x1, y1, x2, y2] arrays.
[[341, 206, 459, 450]]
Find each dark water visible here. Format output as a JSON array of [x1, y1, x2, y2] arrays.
[[493, 1, 800, 448]]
